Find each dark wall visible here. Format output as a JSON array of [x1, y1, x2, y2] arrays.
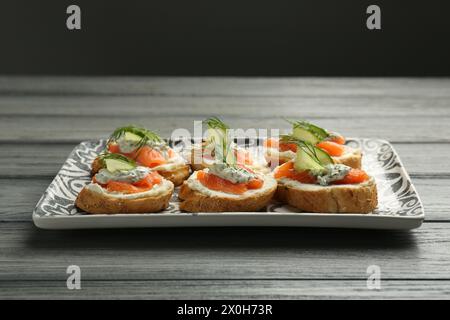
[[1, 0, 449, 76]]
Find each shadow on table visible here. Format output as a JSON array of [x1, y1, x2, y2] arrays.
[[26, 226, 418, 251]]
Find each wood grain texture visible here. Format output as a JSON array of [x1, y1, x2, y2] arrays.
[[0, 222, 449, 281], [1, 280, 449, 299], [1, 114, 449, 143], [1, 77, 450, 98], [1, 95, 450, 118], [0, 77, 448, 299]]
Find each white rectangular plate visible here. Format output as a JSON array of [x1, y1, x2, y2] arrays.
[[33, 138, 424, 230]]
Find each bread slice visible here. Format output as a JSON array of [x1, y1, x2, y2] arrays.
[[75, 180, 174, 214], [276, 178, 377, 213], [91, 156, 190, 186], [333, 148, 362, 169], [178, 173, 277, 212], [265, 146, 362, 169], [157, 164, 191, 186], [91, 156, 103, 175]]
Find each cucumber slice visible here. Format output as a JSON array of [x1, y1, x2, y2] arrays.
[[294, 147, 325, 173], [301, 122, 329, 140], [124, 131, 142, 142], [313, 146, 334, 165], [207, 128, 226, 143], [104, 158, 136, 172], [292, 126, 321, 144]]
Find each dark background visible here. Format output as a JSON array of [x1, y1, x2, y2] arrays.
[[1, 0, 449, 76]]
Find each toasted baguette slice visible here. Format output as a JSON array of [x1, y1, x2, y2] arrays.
[[91, 156, 103, 175], [276, 177, 377, 213], [91, 156, 190, 186], [75, 180, 174, 214], [333, 148, 362, 169], [265, 146, 362, 169], [178, 172, 277, 212], [156, 164, 191, 186]]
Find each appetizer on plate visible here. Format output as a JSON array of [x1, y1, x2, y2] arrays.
[[189, 117, 269, 173], [264, 120, 362, 168], [76, 154, 174, 214], [92, 125, 190, 186], [180, 126, 276, 212], [273, 141, 377, 213], [179, 163, 277, 212]]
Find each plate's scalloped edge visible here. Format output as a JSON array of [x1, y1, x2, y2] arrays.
[[32, 138, 425, 230]]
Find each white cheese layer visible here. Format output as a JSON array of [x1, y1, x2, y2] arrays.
[[85, 179, 173, 199], [265, 147, 296, 162], [186, 170, 277, 199], [278, 176, 374, 191]]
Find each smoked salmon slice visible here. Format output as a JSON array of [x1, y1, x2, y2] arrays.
[[316, 141, 345, 157], [197, 170, 263, 195], [197, 171, 247, 195], [274, 161, 316, 183], [107, 144, 168, 168], [332, 169, 369, 185], [134, 146, 167, 168]]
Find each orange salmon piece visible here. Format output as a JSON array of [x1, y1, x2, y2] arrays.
[[108, 144, 121, 154], [274, 161, 316, 183], [247, 178, 263, 189], [274, 161, 294, 179], [106, 181, 142, 194], [279, 142, 297, 153], [264, 138, 279, 149], [316, 141, 345, 157], [329, 135, 346, 145], [135, 146, 166, 168], [333, 169, 369, 185], [133, 172, 162, 189], [197, 171, 247, 195]]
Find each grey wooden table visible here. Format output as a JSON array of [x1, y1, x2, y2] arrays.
[[0, 77, 449, 299]]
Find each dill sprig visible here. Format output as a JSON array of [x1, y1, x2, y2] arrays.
[[204, 116, 230, 132], [107, 125, 162, 152]]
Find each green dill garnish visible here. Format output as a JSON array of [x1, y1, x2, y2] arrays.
[[285, 119, 330, 141], [204, 116, 230, 132], [107, 125, 162, 152]]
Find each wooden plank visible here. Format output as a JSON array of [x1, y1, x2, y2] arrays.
[[0, 279, 449, 299], [1, 95, 450, 118], [0, 222, 449, 281], [0, 115, 449, 143], [0, 178, 52, 221], [1, 77, 450, 98]]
